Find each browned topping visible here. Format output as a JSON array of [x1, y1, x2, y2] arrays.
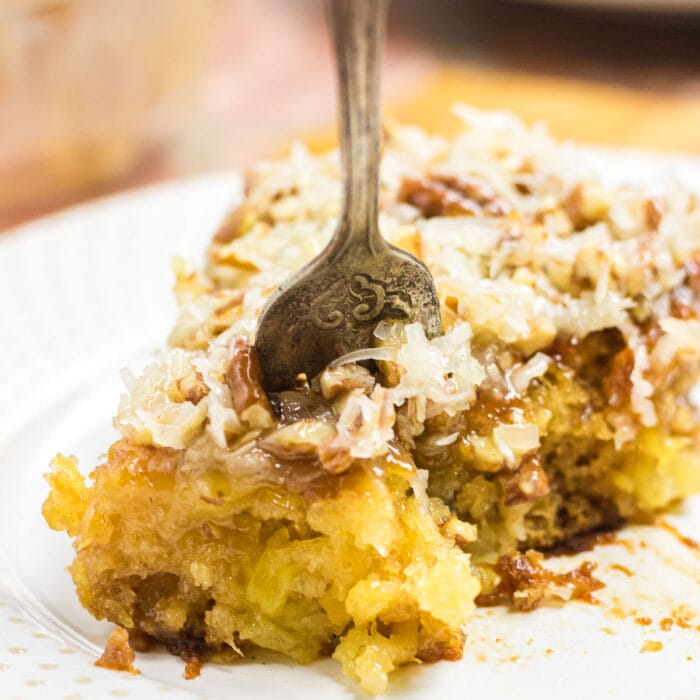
[[564, 183, 608, 231], [640, 640, 663, 653], [610, 563, 633, 577], [546, 334, 580, 367], [603, 347, 634, 410], [635, 617, 652, 626], [644, 198, 664, 230], [225, 338, 272, 418], [213, 205, 249, 244], [184, 658, 202, 680], [476, 550, 604, 611], [214, 291, 245, 318], [660, 617, 673, 631], [503, 455, 550, 506], [95, 627, 140, 674], [397, 174, 509, 218], [684, 257, 700, 294], [670, 288, 697, 320]]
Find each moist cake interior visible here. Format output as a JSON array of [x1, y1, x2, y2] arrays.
[[44, 107, 700, 693]]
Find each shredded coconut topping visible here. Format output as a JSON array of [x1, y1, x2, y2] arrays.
[[115, 107, 700, 457]]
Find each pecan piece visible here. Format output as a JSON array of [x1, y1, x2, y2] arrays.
[[398, 174, 508, 218], [602, 346, 634, 410], [225, 338, 274, 428]]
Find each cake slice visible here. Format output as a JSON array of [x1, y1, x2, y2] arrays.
[[44, 107, 700, 693]]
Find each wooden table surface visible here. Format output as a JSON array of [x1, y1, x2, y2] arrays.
[[2, 0, 700, 231], [307, 65, 700, 154]]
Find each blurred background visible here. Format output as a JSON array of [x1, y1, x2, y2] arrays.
[[2, 0, 700, 230]]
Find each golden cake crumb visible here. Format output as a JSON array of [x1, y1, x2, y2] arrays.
[[95, 628, 140, 675]]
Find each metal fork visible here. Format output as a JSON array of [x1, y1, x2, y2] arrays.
[[255, 0, 442, 393]]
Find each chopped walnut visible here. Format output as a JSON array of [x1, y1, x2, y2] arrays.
[[503, 455, 550, 506], [225, 338, 274, 429], [397, 174, 509, 218], [95, 627, 140, 674]]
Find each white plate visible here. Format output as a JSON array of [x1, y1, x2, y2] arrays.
[[1, 152, 700, 700]]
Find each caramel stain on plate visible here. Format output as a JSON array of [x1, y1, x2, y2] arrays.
[[184, 658, 202, 680], [39, 663, 58, 670], [0, 663, 9, 671], [610, 563, 633, 577], [610, 606, 627, 620], [635, 617, 653, 626], [660, 617, 674, 631], [672, 605, 695, 629], [615, 538, 635, 554], [601, 627, 615, 635], [33, 632, 49, 639], [640, 640, 663, 653], [95, 628, 140, 675], [26, 679, 45, 687], [657, 520, 700, 550], [8, 646, 27, 654], [545, 649, 554, 655]]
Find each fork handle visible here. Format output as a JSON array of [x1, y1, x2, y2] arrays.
[[328, 0, 388, 258]]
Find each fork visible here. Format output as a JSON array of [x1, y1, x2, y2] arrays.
[[255, 0, 442, 393]]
